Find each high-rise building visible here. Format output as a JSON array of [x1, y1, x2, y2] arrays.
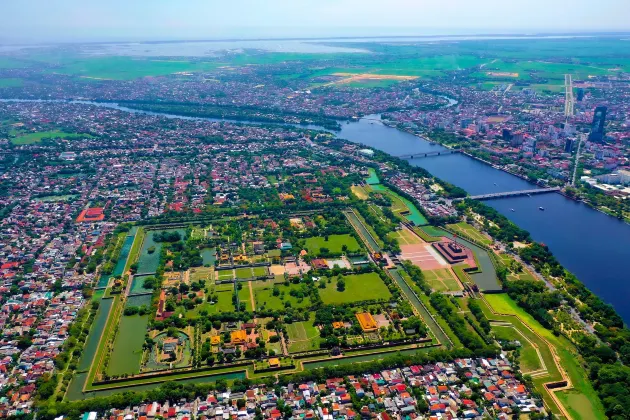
[[576, 88, 584, 102], [564, 138, 575, 153], [588, 106, 607, 142]]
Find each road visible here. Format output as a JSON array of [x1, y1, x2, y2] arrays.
[[571, 134, 585, 186], [564, 74, 574, 117]]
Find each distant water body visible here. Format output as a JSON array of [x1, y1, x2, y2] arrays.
[[0, 34, 607, 56]]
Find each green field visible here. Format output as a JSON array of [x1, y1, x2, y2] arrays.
[[107, 314, 149, 376], [493, 325, 542, 373], [499, 255, 538, 282], [237, 286, 252, 311], [482, 294, 606, 419], [0, 78, 23, 88], [345, 79, 403, 88], [351, 184, 371, 200], [318, 273, 391, 305], [217, 270, 234, 281], [252, 266, 268, 277], [388, 228, 423, 246], [235, 267, 254, 279], [47, 56, 220, 80], [304, 234, 361, 256], [287, 318, 320, 353], [9, 130, 92, 145], [446, 222, 492, 246], [371, 184, 428, 225], [253, 281, 311, 311], [199, 289, 235, 314], [424, 268, 461, 292]]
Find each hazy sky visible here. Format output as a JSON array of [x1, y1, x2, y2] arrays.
[[2, 0, 630, 43]]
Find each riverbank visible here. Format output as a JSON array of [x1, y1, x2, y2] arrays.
[[384, 120, 630, 226], [2, 97, 629, 322]]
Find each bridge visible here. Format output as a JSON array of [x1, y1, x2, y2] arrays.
[[454, 187, 561, 201], [397, 150, 459, 159]]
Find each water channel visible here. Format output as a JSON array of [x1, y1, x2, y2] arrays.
[[2, 98, 630, 322]]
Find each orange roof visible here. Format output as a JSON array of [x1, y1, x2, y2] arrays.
[[332, 321, 345, 329], [231, 329, 247, 344], [356, 312, 378, 332], [268, 358, 280, 367]]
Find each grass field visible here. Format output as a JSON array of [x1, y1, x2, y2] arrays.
[[0, 78, 23, 88], [287, 318, 320, 353], [304, 234, 361, 256], [217, 270, 234, 281], [318, 273, 391, 305], [499, 255, 538, 282], [107, 314, 148, 376], [47, 56, 220, 80], [493, 325, 543, 373], [371, 184, 428, 225], [203, 290, 235, 314], [252, 266, 268, 277], [482, 294, 606, 419], [235, 267, 254, 279], [190, 266, 214, 283], [446, 222, 492, 246], [237, 286, 252, 311], [424, 268, 462, 292], [388, 228, 423, 246], [253, 281, 311, 311], [351, 185, 371, 200], [9, 130, 92, 145]]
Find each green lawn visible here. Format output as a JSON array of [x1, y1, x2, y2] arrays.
[[235, 267, 253, 279], [217, 270, 234, 281], [48, 56, 220, 80], [424, 268, 461, 292], [318, 273, 391, 305], [205, 290, 235, 314], [287, 318, 320, 353], [304, 234, 361, 256], [107, 315, 148, 376], [253, 282, 311, 311], [493, 325, 542, 373], [482, 294, 606, 419], [10, 130, 93, 145], [237, 286, 252, 311], [446, 222, 492, 245], [0, 78, 23, 88], [252, 266, 268, 277]]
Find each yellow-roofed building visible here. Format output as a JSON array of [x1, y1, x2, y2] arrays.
[[231, 330, 247, 344], [356, 312, 378, 332]]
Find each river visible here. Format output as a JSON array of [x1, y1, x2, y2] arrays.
[[337, 116, 630, 323], [2, 98, 630, 322]]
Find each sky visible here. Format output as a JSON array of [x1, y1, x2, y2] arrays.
[[2, 0, 630, 44]]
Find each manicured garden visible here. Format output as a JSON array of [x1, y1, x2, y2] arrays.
[[253, 282, 311, 311], [318, 273, 391, 305], [304, 234, 361, 256]]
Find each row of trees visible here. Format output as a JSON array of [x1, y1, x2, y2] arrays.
[[466, 200, 630, 418]]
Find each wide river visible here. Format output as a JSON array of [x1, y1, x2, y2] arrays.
[[2, 98, 629, 322], [337, 116, 630, 323]]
